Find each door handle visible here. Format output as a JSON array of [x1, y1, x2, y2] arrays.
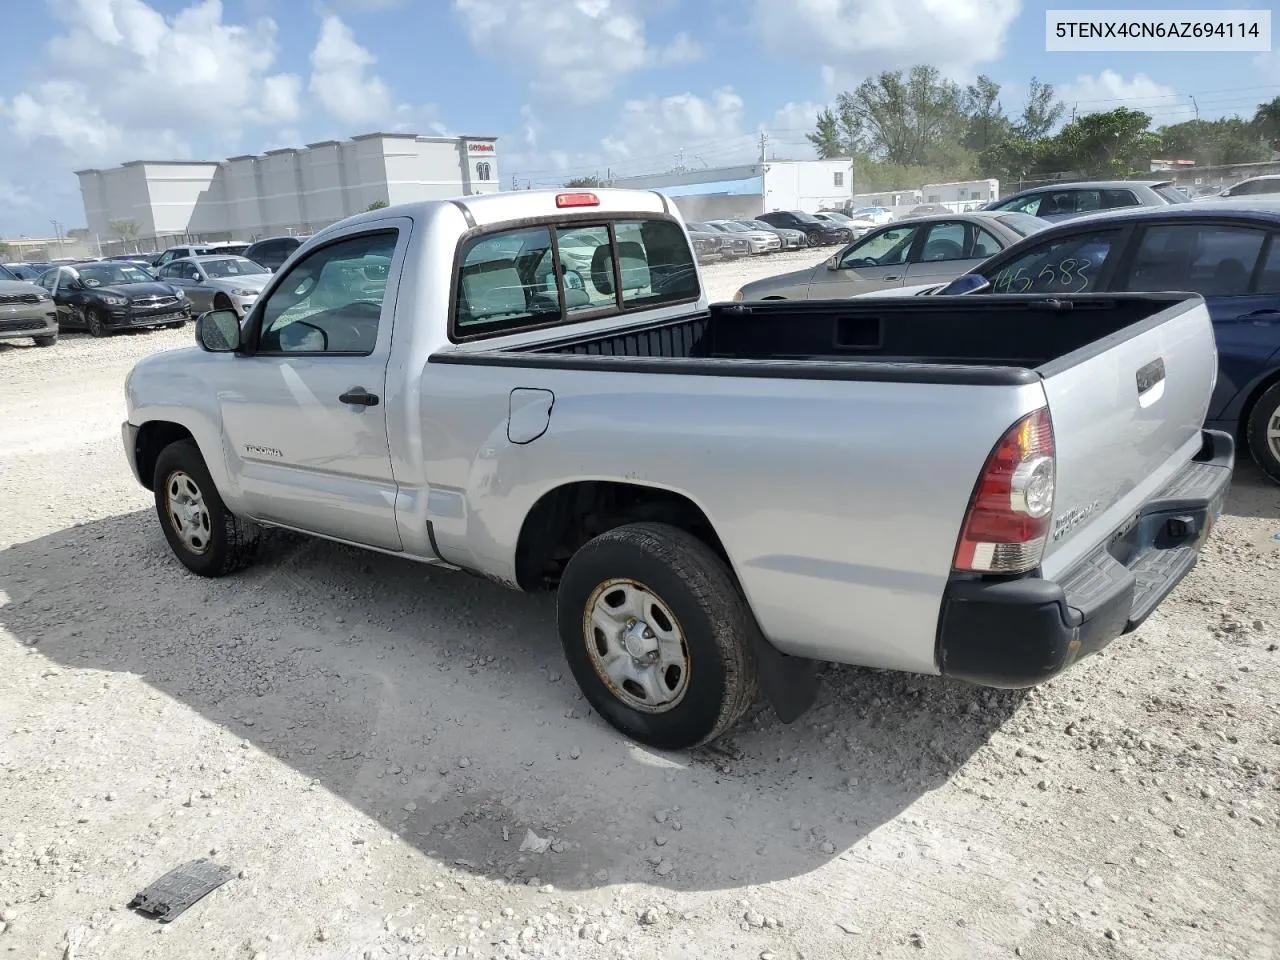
[[884, 275, 902, 281], [339, 387, 379, 407]]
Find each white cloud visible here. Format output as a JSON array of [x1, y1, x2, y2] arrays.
[[1055, 70, 1194, 124], [756, 0, 1020, 80], [0, 0, 301, 166], [454, 0, 702, 105], [769, 101, 824, 159], [602, 88, 747, 162], [308, 15, 393, 125]]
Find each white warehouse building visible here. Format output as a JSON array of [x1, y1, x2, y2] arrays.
[[77, 132, 500, 251], [609, 160, 853, 223]]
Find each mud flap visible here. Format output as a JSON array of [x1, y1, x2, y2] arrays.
[[751, 632, 820, 723]]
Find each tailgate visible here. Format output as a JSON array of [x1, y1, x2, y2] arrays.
[[1037, 296, 1217, 580]]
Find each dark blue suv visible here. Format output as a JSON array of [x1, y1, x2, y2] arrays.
[[935, 197, 1280, 483]]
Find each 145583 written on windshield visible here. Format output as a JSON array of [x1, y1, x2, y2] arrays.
[[990, 258, 1092, 294]]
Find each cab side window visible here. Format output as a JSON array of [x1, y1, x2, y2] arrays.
[[984, 230, 1121, 294], [257, 231, 397, 355], [916, 222, 966, 262], [839, 226, 919, 268], [1120, 224, 1267, 297], [1257, 237, 1280, 294]]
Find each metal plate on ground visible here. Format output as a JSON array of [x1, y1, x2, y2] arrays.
[[127, 858, 235, 922]]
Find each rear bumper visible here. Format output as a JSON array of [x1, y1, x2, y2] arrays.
[[936, 429, 1234, 688]]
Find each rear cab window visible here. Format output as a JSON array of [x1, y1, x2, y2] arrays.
[[451, 216, 698, 340]]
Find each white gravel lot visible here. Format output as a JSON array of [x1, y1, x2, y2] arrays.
[[1, 247, 1278, 960]]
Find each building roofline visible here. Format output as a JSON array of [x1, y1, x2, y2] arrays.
[[226, 154, 260, 162], [263, 147, 299, 156], [305, 140, 343, 148], [120, 159, 220, 167]]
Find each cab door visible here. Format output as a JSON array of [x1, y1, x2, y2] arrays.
[[214, 223, 409, 550]]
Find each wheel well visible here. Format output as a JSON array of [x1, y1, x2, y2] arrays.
[[514, 481, 729, 591], [134, 421, 194, 490], [1237, 368, 1280, 454], [212, 292, 232, 307]]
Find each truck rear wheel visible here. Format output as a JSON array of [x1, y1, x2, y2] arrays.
[[1246, 381, 1280, 484], [153, 439, 260, 577], [556, 522, 759, 750]]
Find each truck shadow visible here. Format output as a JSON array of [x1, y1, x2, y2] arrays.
[[1222, 460, 1280, 522], [0, 510, 1024, 893]]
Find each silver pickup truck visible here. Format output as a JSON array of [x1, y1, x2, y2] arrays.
[[122, 188, 1233, 749]]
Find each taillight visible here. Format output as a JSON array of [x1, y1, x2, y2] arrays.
[[953, 407, 1056, 575], [555, 192, 599, 208]]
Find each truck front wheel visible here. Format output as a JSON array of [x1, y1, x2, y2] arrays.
[[153, 439, 261, 577], [557, 522, 759, 750]]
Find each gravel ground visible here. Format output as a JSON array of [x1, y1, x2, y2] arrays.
[[1, 247, 1278, 960]]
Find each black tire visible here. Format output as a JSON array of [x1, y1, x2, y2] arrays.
[[85, 307, 108, 338], [556, 522, 759, 750], [33, 334, 57, 347], [165, 319, 187, 329], [806, 230, 823, 246], [1246, 381, 1280, 484], [153, 439, 260, 577]]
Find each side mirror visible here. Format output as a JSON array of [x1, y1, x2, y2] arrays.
[[940, 274, 991, 295], [826, 254, 840, 270], [195, 309, 241, 352]]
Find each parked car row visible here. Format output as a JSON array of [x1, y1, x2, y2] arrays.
[[735, 193, 1280, 485]]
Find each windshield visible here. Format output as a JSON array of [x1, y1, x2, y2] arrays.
[[0, 264, 17, 281], [787, 211, 822, 225], [993, 212, 1050, 236], [76, 263, 152, 286], [820, 212, 852, 223], [854, 208, 882, 217], [714, 222, 750, 233], [201, 257, 269, 278]]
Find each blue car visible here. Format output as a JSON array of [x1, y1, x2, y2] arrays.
[[930, 196, 1280, 483]]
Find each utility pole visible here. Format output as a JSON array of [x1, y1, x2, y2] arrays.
[[673, 148, 685, 174], [511, 173, 518, 190], [1071, 103, 1077, 123], [759, 130, 768, 163], [1191, 96, 1200, 120]]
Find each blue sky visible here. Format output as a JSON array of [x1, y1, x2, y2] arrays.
[[1, 0, 1277, 237]]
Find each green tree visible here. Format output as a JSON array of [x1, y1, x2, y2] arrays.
[[1017, 77, 1064, 140], [979, 136, 1050, 188], [564, 176, 604, 188], [1253, 96, 1280, 149], [366, 199, 389, 211], [962, 75, 1011, 153], [1051, 107, 1160, 179], [109, 218, 141, 252], [1158, 118, 1269, 166], [834, 65, 967, 166], [807, 108, 845, 158]]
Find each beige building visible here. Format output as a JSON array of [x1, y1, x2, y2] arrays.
[[76, 132, 500, 252]]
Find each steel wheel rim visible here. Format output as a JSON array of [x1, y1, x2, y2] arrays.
[[583, 578, 691, 714], [87, 310, 102, 335], [1267, 402, 1280, 463], [165, 470, 212, 555]]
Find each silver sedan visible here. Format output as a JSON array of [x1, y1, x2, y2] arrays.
[[156, 255, 272, 318], [734, 211, 1047, 301]]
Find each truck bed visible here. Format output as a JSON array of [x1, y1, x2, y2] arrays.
[[440, 294, 1195, 385]]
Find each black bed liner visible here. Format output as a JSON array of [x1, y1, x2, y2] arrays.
[[427, 293, 1197, 387]]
